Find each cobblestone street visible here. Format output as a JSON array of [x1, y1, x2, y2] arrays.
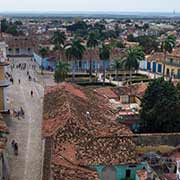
[[5, 59, 44, 180]]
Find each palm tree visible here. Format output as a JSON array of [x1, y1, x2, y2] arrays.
[[65, 39, 86, 81], [99, 44, 110, 85], [162, 35, 176, 77], [111, 59, 124, 84], [52, 31, 66, 61], [122, 46, 145, 84], [39, 47, 48, 74], [87, 32, 99, 81], [54, 61, 70, 83]]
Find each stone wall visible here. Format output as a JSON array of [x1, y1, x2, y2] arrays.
[[133, 133, 180, 147]]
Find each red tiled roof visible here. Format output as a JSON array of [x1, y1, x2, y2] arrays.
[[43, 82, 132, 137], [52, 156, 99, 180], [95, 87, 119, 99], [4, 36, 37, 49], [146, 48, 180, 62], [43, 82, 137, 179]]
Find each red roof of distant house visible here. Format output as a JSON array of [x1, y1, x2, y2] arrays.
[[4, 36, 37, 49]]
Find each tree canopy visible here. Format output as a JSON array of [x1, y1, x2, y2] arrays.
[[162, 35, 176, 53], [140, 78, 180, 133], [1, 19, 22, 36], [135, 35, 160, 54], [54, 61, 70, 83]]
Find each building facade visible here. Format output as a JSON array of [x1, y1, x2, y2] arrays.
[[0, 41, 10, 112]]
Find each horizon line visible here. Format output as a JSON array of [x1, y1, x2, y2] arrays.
[[0, 10, 179, 14]]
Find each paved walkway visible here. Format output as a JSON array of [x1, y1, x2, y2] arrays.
[[6, 59, 44, 180]]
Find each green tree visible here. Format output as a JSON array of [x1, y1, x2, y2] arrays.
[[111, 59, 124, 83], [65, 39, 86, 81], [177, 82, 180, 91], [54, 61, 70, 83], [87, 32, 99, 81], [143, 23, 150, 31], [135, 35, 159, 54], [52, 31, 66, 61], [99, 44, 111, 85], [140, 78, 180, 133], [122, 46, 145, 84], [39, 47, 48, 74], [1, 19, 8, 32], [162, 35, 176, 77], [127, 34, 135, 42], [109, 39, 125, 49], [6, 25, 18, 36]]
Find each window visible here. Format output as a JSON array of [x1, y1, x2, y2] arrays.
[[170, 58, 174, 64], [126, 169, 131, 178], [8, 48, 12, 52], [16, 48, 20, 54]]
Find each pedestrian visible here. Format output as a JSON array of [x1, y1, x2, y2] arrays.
[[18, 79, 21, 84], [14, 142, 18, 156], [31, 90, 33, 97], [11, 140, 15, 148], [20, 107, 24, 117], [27, 71, 29, 76], [10, 77, 14, 84], [28, 75, 31, 81]]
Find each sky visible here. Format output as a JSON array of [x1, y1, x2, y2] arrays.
[[0, 0, 180, 13]]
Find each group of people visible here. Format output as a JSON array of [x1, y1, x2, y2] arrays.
[[16, 63, 27, 70], [9, 62, 36, 96]]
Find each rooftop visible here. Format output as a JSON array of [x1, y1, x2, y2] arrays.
[[43, 82, 137, 179]]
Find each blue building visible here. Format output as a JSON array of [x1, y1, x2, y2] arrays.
[[33, 52, 111, 72]]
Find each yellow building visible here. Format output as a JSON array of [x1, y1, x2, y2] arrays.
[[146, 49, 180, 79], [0, 41, 9, 112]]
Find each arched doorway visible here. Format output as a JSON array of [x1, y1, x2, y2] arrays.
[[102, 166, 117, 180]]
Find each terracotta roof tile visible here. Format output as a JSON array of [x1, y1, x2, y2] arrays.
[[95, 87, 119, 99]]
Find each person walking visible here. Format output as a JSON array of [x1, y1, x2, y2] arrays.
[[14, 142, 18, 156], [11, 140, 15, 149], [18, 79, 21, 84], [31, 90, 33, 97]]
